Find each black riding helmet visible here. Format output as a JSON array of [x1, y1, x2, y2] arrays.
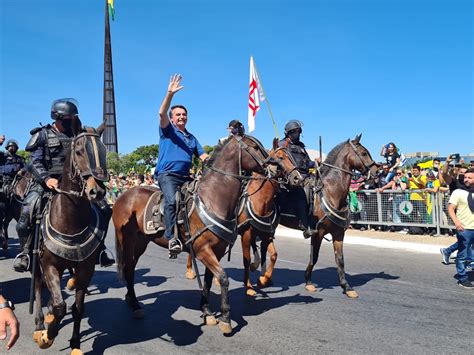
[[228, 119, 245, 136], [51, 98, 79, 120], [5, 139, 19, 150], [284, 120, 303, 136]]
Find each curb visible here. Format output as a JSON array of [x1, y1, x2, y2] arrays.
[[275, 227, 448, 255]]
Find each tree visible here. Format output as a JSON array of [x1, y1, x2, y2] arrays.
[[16, 150, 31, 162], [106, 152, 122, 174]]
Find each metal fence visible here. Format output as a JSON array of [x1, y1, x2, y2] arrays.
[[349, 189, 455, 235]]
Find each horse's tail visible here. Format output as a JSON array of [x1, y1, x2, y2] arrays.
[[114, 216, 125, 283]]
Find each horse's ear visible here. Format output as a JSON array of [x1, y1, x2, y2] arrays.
[[96, 122, 105, 136], [354, 133, 362, 143], [72, 116, 83, 137], [272, 137, 278, 150]]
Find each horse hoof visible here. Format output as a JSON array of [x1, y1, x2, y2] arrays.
[[33, 330, 54, 349], [213, 277, 220, 287], [257, 276, 271, 288], [185, 270, 196, 280], [203, 315, 218, 326], [249, 263, 259, 272], [67, 277, 77, 291], [218, 321, 232, 334], [345, 290, 359, 298], [44, 313, 55, 324], [133, 309, 145, 319], [246, 288, 257, 297], [71, 349, 83, 355], [305, 284, 318, 292]]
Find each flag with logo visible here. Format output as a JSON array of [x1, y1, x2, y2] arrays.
[[247, 56, 265, 133]]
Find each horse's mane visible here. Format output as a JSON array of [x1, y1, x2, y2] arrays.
[[320, 140, 348, 176], [201, 137, 232, 178]]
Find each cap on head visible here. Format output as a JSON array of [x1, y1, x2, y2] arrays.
[[228, 119, 245, 136], [51, 98, 79, 120], [228, 119, 243, 129], [284, 120, 303, 136]]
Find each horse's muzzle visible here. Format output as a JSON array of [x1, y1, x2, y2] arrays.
[[288, 169, 303, 187]]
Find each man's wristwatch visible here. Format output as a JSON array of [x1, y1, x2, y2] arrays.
[[0, 300, 15, 310]]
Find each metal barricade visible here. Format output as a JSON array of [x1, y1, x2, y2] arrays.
[[348, 189, 454, 235]]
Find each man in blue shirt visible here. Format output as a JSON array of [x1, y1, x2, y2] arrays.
[[156, 74, 209, 254]]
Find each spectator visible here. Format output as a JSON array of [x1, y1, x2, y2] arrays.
[[447, 168, 474, 288], [380, 142, 401, 182], [432, 158, 441, 179], [440, 162, 472, 264], [407, 165, 427, 232], [377, 168, 408, 230]]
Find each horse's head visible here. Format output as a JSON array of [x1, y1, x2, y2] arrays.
[[70, 127, 108, 202], [269, 138, 303, 186], [346, 134, 379, 180], [231, 135, 272, 175]]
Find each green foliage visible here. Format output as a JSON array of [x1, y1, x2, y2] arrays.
[[16, 150, 31, 162], [106, 144, 159, 175]]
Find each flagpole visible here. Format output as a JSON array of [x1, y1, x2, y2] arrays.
[[252, 57, 280, 140]]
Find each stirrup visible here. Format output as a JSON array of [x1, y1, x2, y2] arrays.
[[13, 252, 31, 272], [168, 238, 182, 259]]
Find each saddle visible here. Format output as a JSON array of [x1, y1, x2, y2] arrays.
[[41, 202, 106, 262], [143, 180, 198, 235]]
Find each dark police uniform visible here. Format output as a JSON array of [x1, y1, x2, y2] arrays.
[[15, 125, 73, 263], [0, 150, 25, 193], [278, 120, 316, 238]]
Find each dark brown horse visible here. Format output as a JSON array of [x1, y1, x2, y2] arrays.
[[32, 123, 108, 355], [272, 134, 378, 298], [184, 139, 302, 296], [113, 136, 299, 334]]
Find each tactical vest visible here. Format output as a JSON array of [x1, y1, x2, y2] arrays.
[[287, 141, 311, 174], [44, 128, 72, 177], [2, 153, 24, 177]]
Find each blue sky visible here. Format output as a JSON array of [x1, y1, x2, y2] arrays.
[[1, 0, 472, 159]]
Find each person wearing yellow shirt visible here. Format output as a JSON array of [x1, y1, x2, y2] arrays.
[[407, 165, 427, 225]]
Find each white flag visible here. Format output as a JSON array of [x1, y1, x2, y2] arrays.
[[247, 56, 265, 133]]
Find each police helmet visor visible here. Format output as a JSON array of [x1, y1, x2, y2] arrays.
[[6, 140, 19, 149], [51, 98, 79, 119]]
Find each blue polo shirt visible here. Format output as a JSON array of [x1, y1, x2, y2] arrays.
[[156, 123, 205, 176]]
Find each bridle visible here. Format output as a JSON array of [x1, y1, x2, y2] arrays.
[[206, 135, 282, 181], [320, 141, 377, 180], [55, 132, 106, 198]]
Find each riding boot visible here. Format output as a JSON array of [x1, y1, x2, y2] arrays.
[[14, 208, 33, 272], [94, 200, 115, 267]]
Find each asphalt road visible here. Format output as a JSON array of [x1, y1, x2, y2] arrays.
[[1, 222, 472, 354]]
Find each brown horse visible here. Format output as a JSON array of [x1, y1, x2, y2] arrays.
[[31, 123, 108, 355], [184, 139, 302, 296], [272, 134, 378, 298], [113, 135, 299, 334]]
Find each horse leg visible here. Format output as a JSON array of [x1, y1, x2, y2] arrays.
[[199, 255, 232, 334], [66, 267, 76, 291], [258, 238, 277, 288], [33, 265, 45, 331], [249, 235, 260, 272], [69, 261, 95, 354], [241, 230, 257, 296], [34, 264, 63, 349], [304, 235, 324, 292], [200, 267, 218, 325], [332, 231, 358, 298], [124, 233, 148, 319], [2, 220, 8, 250], [185, 254, 196, 280]]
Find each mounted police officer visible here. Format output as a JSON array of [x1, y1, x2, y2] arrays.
[[13, 98, 115, 272], [0, 139, 25, 196], [278, 120, 319, 239]]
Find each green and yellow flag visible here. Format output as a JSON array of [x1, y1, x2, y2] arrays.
[[108, 0, 115, 21]]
